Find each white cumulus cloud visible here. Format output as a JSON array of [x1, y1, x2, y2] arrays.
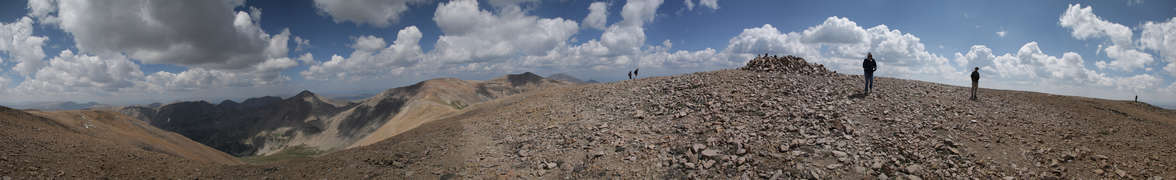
[[618, 0, 662, 27], [723, 24, 817, 58], [1115, 74, 1160, 92], [962, 42, 1112, 86], [303, 26, 424, 80], [7, 0, 301, 97], [0, 17, 48, 75], [598, 0, 662, 56], [1060, 4, 1152, 72], [487, 0, 540, 9], [584, 2, 609, 30], [297, 53, 315, 65], [720, 17, 955, 82], [699, 0, 718, 10], [38, 0, 292, 70], [1096, 45, 1154, 71], [1140, 17, 1176, 76], [441, 0, 673, 75], [1060, 4, 1132, 46], [294, 36, 312, 52], [313, 0, 428, 27], [431, 0, 579, 64], [145, 57, 297, 92], [801, 17, 869, 44], [681, 0, 716, 11], [954, 45, 996, 70], [26, 0, 59, 24], [15, 50, 143, 93]]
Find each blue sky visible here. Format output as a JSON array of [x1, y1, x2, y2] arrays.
[[0, 0, 1174, 107]]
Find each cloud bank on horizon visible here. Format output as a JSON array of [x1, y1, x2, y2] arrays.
[[0, 0, 1174, 107]]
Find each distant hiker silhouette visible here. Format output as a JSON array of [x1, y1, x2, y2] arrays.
[[862, 53, 877, 95], [970, 67, 980, 100], [634, 68, 639, 77], [628, 71, 633, 80]]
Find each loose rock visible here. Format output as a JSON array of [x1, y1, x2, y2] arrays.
[[701, 149, 722, 157]]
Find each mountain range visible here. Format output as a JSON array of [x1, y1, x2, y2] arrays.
[[3, 58, 1174, 178], [6, 101, 110, 111], [118, 72, 574, 157]]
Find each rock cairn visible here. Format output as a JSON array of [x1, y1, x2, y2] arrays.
[[740, 55, 831, 75]]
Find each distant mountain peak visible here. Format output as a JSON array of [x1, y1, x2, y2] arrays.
[[504, 72, 544, 87], [14, 101, 105, 110], [294, 90, 316, 98], [240, 96, 282, 109], [547, 73, 585, 84]]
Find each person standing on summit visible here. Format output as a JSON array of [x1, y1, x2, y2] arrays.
[[862, 53, 877, 95], [971, 67, 980, 100]]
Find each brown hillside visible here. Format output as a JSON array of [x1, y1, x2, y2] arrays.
[[24, 110, 243, 165], [350, 73, 573, 148], [0, 106, 236, 178]]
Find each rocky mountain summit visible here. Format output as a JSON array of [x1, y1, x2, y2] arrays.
[[740, 54, 833, 76], [311, 55, 1173, 179], [3, 56, 1173, 179]]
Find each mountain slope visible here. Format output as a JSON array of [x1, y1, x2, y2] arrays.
[[344, 78, 482, 148], [23, 109, 243, 165], [123, 72, 571, 157], [547, 73, 587, 84], [0, 105, 240, 178], [349, 73, 572, 148], [133, 91, 360, 157], [137, 92, 353, 157]]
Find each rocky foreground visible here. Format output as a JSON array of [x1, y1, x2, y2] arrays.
[[3, 55, 1175, 179], [222, 55, 1175, 179]]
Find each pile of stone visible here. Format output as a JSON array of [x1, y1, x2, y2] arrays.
[[739, 54, 831, 75], [542, 69, 1043, 178]]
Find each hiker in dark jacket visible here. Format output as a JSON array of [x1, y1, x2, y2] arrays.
[[970, 67, 980, 100], [628, 71, 632, 80], [863, 53, 877, 95]]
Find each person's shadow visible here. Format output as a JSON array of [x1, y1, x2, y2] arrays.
[[848, 92, 867, 99]]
